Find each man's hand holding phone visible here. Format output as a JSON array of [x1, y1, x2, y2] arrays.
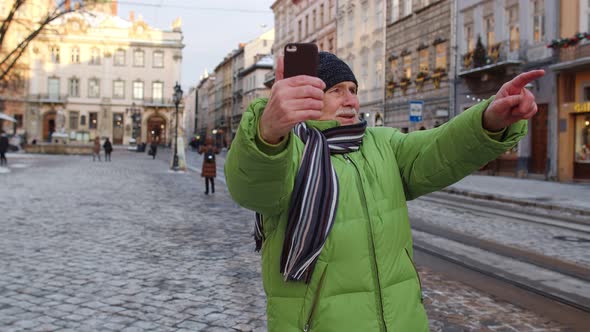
[[259, 45, 325, 145]]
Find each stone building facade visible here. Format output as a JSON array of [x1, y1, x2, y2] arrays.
[[337, 0, 386, 127], [457, 0, 557, 178], [385, 0, 453, 132], [268, 0, 337, 86]]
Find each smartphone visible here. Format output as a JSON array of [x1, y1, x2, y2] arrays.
[[283, 43, 319, 78]]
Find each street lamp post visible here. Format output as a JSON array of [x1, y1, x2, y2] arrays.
[[172, 82, 183, 170]]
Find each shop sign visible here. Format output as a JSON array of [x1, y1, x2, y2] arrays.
[[409, 100, 424, 122], [573, 102, 590, 113]]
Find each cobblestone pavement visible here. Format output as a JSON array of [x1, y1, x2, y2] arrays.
[[408, 199, 590, 268], [0, 151, 567, 331]]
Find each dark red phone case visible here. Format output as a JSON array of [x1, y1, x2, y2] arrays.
[[284, 43, 319, 78]]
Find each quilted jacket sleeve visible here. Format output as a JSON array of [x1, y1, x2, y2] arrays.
[[224, 98, 298, 216], [392, 97, 527, 200]]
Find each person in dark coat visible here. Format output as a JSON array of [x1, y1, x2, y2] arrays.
[[103, 138, 113, 162], [198, 136, 219, 195], [0, 131, 8, 166], [149, 139, 158, 159], [92, 137, 101, 162]]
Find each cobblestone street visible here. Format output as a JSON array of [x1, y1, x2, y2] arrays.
[[0, 150, 568, 331]]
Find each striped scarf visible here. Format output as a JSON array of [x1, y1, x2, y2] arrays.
[[255, 120, 367, 282]]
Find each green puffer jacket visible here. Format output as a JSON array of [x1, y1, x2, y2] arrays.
[[225, 97, 526, 332]]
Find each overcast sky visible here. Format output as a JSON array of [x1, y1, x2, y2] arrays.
[[117, 0, 275, 90]]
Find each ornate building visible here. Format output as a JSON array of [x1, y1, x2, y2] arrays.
[[23, 4, 183, 146]]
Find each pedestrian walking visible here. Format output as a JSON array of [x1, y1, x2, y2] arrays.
[[92, 137, 101, 162], [0, 131, 9, 166], [198, 136, 219, 195], [225, 50, 544, 331], [149, 139, 158, 159], [103, 138, 113, 162]]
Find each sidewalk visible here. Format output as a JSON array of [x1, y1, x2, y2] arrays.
[[444, 175, 590, 215]]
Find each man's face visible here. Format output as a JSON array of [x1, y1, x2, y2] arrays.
[[319, 81, 360, 126]]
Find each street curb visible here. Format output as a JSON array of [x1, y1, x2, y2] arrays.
[[441, 187, 590, 217]]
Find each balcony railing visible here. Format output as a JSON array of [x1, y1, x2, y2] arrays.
[[143, 97, 170, 107], [460, 41, 522, 77], [557, 42, 590, 63], [27, 94, 68, 103]]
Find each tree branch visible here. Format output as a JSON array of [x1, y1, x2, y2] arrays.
[[0, 0, 94, 82], [0, 0, 25, 50]]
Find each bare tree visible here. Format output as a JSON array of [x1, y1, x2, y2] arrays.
[[0, 0, 100, 83]]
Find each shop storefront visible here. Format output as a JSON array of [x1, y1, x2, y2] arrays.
[[573, 104, 590, 179], [551, 40, 590, 182]]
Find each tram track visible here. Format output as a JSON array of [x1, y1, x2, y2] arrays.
[[410, 192, 590, 329]]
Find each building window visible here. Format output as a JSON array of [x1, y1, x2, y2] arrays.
[[153, 51, 164, 68], [69, 111, 79, 130], [390, 58, 399, 80], [435, 42, 447, 69], [485, 15, 495, 46], [298, 20, 302, 40], [133, 49, 145, 67], [313, 9, 316, 31], [113, 80, 125, 99], [532, 0, 545, 43], [133, 81, 144, 100], [50, 46, 60, 64], [80, 115, 86, 126], [48, 77, 60, 99], [391, 0, 400, 22], [419, 49, 429, 73], [320, 4, 324, 26], [89, 112, 98, 129], [403, 54, 412, 79], [68, 78, 79, 97], [90, 47, 101, 65], [329, 38, 334, 53], [114, 49, 125, 66], [465, 23, 474, 51], [88, 78, 100, 98], [71, 47, 80, 64], [152, 81, 163, 102], [507, 5, 520, 51], [403, 0, 413, 16]]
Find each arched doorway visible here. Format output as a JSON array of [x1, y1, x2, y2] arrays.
[[147, 115, 166, 144], [43, 110, 56, 142]]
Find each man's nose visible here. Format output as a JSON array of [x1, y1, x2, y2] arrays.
[[342, 91, 358, 107]]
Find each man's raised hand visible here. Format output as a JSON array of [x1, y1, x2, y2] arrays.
[[483, 69, 545, 132], [259, 56, 325, 144]]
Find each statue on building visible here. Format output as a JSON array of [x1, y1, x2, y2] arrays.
[[56, 108, 66, 133], [172, 17, 182, 32]]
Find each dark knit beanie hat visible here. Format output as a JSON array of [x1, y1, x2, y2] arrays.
[[318, 51, 358, 92]]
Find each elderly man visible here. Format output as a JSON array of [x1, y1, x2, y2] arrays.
[[225, 51, 543, 332]]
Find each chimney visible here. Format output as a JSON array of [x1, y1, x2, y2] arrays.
[[129, 11, 135, 22], [111, 0, 118, 16], [65, 0, 71, 11]]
